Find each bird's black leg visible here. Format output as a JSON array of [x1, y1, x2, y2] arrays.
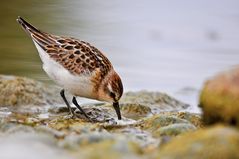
[[60, 89, 75, 116], [72, 96, 90, 119]]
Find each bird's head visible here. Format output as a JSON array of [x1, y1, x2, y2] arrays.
[[98, 70, 123, 119]]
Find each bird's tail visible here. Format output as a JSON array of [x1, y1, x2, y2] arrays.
[[16, 16, 55, 48]]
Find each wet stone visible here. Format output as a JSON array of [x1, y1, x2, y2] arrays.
[[120, 103, 152, 120], [154, 123, 196, 137], [0, 75, 62, 106], [139, 114, 190, 131], [0, 75, 207, 159], [161, 112, 203, 128], [121, 91, 190, 113]]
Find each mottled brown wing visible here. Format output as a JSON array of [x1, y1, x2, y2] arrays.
[[17, 16, 112, 77], [43, 37, 113, 76]]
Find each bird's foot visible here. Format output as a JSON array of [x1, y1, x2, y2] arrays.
[[74, 109, 97, 122], [72, 97, 98, 122], [62, 111, 77, 120]]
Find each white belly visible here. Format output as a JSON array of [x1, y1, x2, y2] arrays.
[[33, 41, 94, 98]]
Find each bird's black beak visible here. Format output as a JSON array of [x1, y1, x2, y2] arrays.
[[113, 102, 121, 120]]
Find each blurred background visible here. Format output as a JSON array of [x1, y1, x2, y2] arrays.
[[1, 0, 239, 112]]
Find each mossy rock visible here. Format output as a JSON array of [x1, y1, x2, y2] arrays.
[[121, 91, 189, 111], [154, 123, 196, 137], [161, 112, 203, 128], [139, 114, 190, 131], [137, 114, 195, 138], [157, 125, 239, 159], [0, 75, 62, 106], [71, 139, 142, 159], [120, 103, 151, 120], [199, 67, 239, 127]]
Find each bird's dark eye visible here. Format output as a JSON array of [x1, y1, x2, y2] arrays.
[[109, 92, 115, 98]]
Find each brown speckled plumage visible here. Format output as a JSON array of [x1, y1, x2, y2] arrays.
[[17, 17, 112, 76], [44, 36, 112, 77], [17, 17, 114, 92]]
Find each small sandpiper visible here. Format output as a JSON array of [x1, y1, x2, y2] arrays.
[[16, 16, 123, 120]]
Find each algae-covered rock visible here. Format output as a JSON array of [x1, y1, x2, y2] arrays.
[[139, 114, 190, 131], [157, 125, 239, 159], [120, 103, 152, 120], [0, 75, 62, 106], [161, 112, 203, 128], [0, 75, 204, 159], [71, 139, 142, 159], [137, 113, 199, 138], [61, 131, 114, 149], [199, 67, 239, 127], [121, 91, 189, 112], [154, 123, 196, 137]]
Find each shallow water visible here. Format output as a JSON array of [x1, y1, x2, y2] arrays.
[[1, 0, 239, 112]]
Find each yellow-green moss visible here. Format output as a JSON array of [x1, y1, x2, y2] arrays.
[[121, 91, 189, 110], [157, 125, 239, 159], [70, 139, 142, 159], [121, 103, 151, 120], [161, 112, 203, 128], [153, 123, 196, 137], [139, 114, 189, 131], [0, 75, 61, 106]]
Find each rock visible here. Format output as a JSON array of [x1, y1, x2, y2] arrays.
[[100, 91, 191, 121], [60, 131, 113, 149], [137, 112, 201, 138], [154, 123, 196, 137], [71, 139, 141, 159], [2, 124, 35, 134], [199, 67, 239, 127], [139, 114, 190, 131], [35, 126, 65, 139], [121, 91, 190, 112], [0, 75, 204, 159], [120, 103, 152, 120], [161, 112, 203, 128], [157, 125, 239, 159], [137, 112, 200, 138], [0, 110, 203, 159], [103, 125, 158, 149], [0, 75, 62, 106]]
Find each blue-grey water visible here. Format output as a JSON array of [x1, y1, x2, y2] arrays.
[[1, 0, 239, 112]]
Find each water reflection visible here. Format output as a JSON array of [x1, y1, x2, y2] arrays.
[[1, 0, 239, 112]]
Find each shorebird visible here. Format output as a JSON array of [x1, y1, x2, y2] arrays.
[[16, 16, 123, 120]]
